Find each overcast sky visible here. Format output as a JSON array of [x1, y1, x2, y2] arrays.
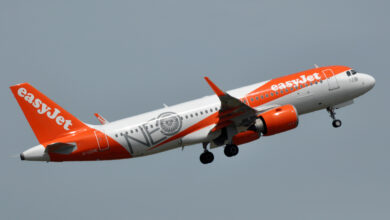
[[1, 0, 389, 219]]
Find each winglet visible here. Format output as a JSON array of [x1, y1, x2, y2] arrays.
[[94, 113, 109, 125], [204, 77, 225, 97]]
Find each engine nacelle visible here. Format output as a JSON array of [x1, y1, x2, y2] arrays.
[[256, 104, 299, 136], [232, 130, 261, 146]]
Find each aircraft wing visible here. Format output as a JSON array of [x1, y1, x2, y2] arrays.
[[204, 77, 258, 132]]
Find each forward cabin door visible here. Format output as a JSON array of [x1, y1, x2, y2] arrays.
[[323, 69, 340, 91], [94, 131, 110, 151]]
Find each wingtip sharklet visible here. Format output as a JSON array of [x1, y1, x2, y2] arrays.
[[204, 77, 225, 97]]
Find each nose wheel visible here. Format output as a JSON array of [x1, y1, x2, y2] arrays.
[[332, 119, 342, 128], [224, 144, 239, 157], [327, 107, 342, 128]]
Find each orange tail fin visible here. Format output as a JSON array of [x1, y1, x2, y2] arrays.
[[10, 83, 88, 144]]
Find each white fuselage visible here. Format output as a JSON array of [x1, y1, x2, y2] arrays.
[[93, 70, 374, 157]]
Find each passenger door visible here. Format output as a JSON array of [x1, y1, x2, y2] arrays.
[[323, 69, 340, 91], [94, 131, 110, 151]]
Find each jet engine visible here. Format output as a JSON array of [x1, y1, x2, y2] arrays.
[[232, 130, 261, 145], [254, 104, 299, 136]]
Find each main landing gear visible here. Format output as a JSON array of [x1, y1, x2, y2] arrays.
[[327, 107, 342, 128], [199, 143, 240, 164], [200, 142, 214, 164], [224, 144, 239, 157]]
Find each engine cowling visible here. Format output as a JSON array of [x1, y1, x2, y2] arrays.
[[256, 104, 298, 136], [232, 130, 261, 145]]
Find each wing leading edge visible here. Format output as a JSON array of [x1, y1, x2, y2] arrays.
[[204, 77, 258, 133]]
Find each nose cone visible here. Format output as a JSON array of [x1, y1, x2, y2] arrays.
[[365, 74, 376, 90], [20, 144, 50, 161]]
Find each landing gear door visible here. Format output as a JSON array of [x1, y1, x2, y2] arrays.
[[323, 69, 340, 91]]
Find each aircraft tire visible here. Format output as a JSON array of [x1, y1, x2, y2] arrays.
[[200, 151, 214, 164], [224, 144, 239, 157]]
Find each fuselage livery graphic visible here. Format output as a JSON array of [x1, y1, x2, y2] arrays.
[[11, 65, 375, 164]]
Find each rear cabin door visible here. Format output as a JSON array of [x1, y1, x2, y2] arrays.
[[94, 131, 110, 151], [323, 69, 340, 91]]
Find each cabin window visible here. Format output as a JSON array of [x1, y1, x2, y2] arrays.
[[190, 114, 193, 117], [300, 85, 303, 88], [210, 109, 213, 112], [261, 95, 264, 99], [215, 107, 218, 111], [115, 134, 118, 137], [185, 115, 188, 119], [135, 129, 138, 132], [290, 88, 293, 91], [280, 90, 284, 94], [270, 92, 274, 96], [205, 110, 208, 114], [251, 98, 254, 102], [195, 113, 198, 116], [256, 96, 259, 100], [285, 89, 289, 92], [275, 92, 278, 95], [351, 69, 357, 75], [265, 94, 269, 98], [131, 130, 133, 133]]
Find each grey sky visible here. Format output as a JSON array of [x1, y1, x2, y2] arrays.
[[1, 0, 389, 219]]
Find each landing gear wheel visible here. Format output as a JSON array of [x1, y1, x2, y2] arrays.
[[224, 144, 239, 157], [327, 107, 342, 128], [332, 119, 342, 128], [200, 151, 214, 164]]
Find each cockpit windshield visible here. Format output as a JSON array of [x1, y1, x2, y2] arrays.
[[346, 69, 357, 76]]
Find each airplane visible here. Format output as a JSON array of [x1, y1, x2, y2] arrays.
[[10, 65, 375, 164]]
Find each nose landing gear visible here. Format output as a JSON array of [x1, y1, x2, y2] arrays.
[[327, 107, 342, 128]]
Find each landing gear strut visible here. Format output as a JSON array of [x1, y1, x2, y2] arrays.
[[327, 107, 342, 128], [224, 144, 239, 157], [200, 142, 214, 164]]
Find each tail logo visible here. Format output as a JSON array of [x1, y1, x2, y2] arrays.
[[17, 87, 73, 130]]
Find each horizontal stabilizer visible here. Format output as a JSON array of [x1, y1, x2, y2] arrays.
[[94, 113, 109, 125]]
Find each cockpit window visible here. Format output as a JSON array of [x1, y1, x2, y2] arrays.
[[351, 69, 357, 75], [346, 71, 351, 76]]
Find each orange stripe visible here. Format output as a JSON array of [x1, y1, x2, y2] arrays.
[[244, 65, 350, 107]]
